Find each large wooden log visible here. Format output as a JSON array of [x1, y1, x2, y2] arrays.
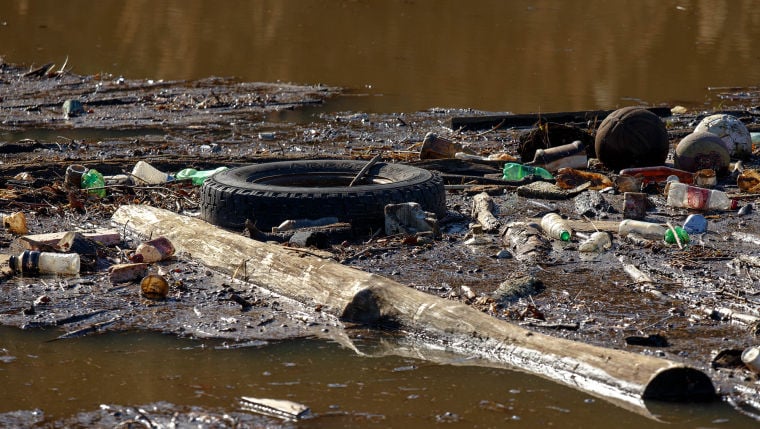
[[111, 205, 715, 408]]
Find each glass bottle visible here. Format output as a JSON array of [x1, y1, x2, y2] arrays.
[[666, 182, 738, 211]]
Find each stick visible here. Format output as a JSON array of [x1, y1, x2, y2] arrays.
[[349, 153, 382, 187]]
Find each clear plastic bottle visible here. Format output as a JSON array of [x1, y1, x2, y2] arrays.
[[540, 212, 571, 241], [530, 141, 588, 172], [9, 250, 80, 275], [81, 169, 106, 198], [666, 182, 738, 211], [618, 219, 667, 240], [502, 163, 554, 181]]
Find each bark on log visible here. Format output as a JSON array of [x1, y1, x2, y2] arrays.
[[471, 192, 501, 233], [111, 204, 715, 408]]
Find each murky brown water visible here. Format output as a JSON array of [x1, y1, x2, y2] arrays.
[[2, 0, 760, 426], [2, 0, 760, 114], [1, 326, 757, 428]]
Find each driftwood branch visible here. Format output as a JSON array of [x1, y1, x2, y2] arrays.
[[471, 192, 501, 233], [111, 205, 715, 410]]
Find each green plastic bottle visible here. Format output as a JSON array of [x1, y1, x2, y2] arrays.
[[664, 226, 690, 245], [80, 169, 106, 198], [502, 163, 554, 181], [175, 167, 228, 185]]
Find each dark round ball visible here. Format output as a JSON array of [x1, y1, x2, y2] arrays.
[[675, 131, 730, 174], [594, 107, 670, 171]]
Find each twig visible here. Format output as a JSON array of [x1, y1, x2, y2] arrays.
[[666, 222, 683, 249], [349, 153, 382, 187], [474, 118, 506, 137]]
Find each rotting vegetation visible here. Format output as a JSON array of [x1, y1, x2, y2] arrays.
[[2, 61, 760, 422]]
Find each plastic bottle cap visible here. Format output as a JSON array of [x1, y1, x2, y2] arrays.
[[560, 231, 570, 241]]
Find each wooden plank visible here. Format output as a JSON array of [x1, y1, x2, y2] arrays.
[[450, 107, 673, 131], [111, 205, 715, 407], [19, 229, 121, 247]]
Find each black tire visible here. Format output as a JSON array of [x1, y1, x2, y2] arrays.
[[200, 160, 446, 231]]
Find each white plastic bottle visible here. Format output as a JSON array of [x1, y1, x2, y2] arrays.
[[618, 220, 667, 241], [540, 213, 572, 241], [666, 182, 737, 211], [10, 251, 80, 275]]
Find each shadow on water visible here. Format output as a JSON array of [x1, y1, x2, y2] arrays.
[[0, 326, 755, 428]]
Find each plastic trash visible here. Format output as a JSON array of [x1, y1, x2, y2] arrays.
[[529, 140, 587, 172], [9, 250, 80, 275], [3, 211, 29, 235], [622, 192, 647, 220], [578, 231, 612, 253], [742, 346, 760, 373], [540, 212, 571, 241], [132, 160, 171, 184], [81, 169, 106, 198], [502, 163, 554, 181], [664, 226, 690, 245], [666, 182, 738, 211], [175, 166, 228, 185], [683, 214, 708, 234], [737, 169, 760, 193], [419, 132, 474, 160], [618, 219, 667, 241], [131, 236, 176, 263], [618, 166, 695, 185]]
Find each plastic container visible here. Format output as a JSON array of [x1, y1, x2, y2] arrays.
[[530, 140, 587, 172], [131, 236, 176, 263], [9, 250, 80, 275], [619, 166, 694, 185], [664, 226, 690, 245], [81, 169, 106, 198], [578, 231, 612, 253], [502, 163, 554, 181], [742, 346, 760, 373], [540, 212, 571, 241], [132, 160, 171, 184], [175, 167, 228, 185], [666, 182, 738, 211], [618, 219, 667, 240]]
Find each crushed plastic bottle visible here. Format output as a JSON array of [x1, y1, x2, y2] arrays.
[[2, 211, 28, 235], [9, 250, 80, 275], [175, 167, 228, 185], [666, 182, 738, 211], [502, 163, 554, 181], [540, 212, 571, 241], [81, 169, 106, 198], [618, 219, 667, 240], [578, 231, 612, 253]]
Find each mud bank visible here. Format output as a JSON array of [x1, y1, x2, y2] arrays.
[[2, 62, 760, 423]]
